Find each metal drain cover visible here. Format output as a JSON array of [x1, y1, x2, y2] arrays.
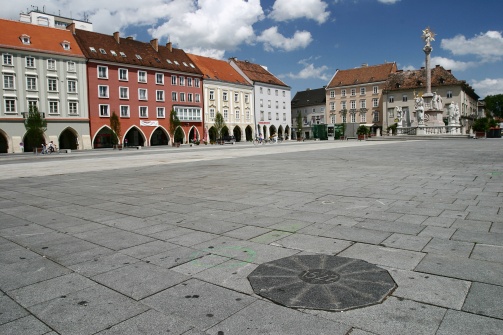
[[248, 254, 396, 311]]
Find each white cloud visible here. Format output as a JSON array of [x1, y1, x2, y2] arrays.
[[471, 78, 503, 98], [283, 59, 330, 80], [257, 27, 312, 52], [378, 0, 401, 3], [269, 0, 330, 24], [441, 31, 503, 62], [430, 56, 476, 71], [401, 65, 416, 71]]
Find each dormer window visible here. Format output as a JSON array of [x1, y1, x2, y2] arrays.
[[20, 34, 31, 45], [99, 48, 107, 54], [119, 51, 126, 57], [173, 60, 179, 65], [61, 40, 70, 50], [110, 50, 117, 56], [135, 54, 142, 60], [182, 62, 188, 67], [89, 47, 96, 53], [166, 59, 172, 64], [189, 63, 195, 68]]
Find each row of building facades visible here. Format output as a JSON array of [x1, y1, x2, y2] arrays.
[[1, 10, 481, 153]]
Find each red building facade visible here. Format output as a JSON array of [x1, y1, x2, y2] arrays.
[[71, 26, 203, 148]]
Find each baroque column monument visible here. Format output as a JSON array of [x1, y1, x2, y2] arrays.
[[416, 27, 435, 135]]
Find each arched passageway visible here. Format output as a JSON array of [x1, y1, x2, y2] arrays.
[[124, 127, 145, 147], [151, 128, 170, 146], [262, 125, 267, 138], [245, 125, 253, 141], [59, 128, 78, 150], [188, 127, 200, 142], [278, 125, 284, 139], [94, 127, 114, 148], [209, 127, 217, 142], [0, 131, 8, 153], [233, 126, 242, 142], [23, 133, 45, 152], [269, 125, 277, 138], [221, 126, 229, 138], [285, 125, 290, 140]]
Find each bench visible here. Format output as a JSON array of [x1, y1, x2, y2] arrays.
[[346, 137, 357, 140]]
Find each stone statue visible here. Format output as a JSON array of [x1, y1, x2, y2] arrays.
[[436, 94, 443, 111], [415, 95, 424, 123], [422, 28, 435, 46], [395, 106, 403, 123], [448, 102, 456, 124], [454, 103, 460, 123], [432, 92, 443, 110]]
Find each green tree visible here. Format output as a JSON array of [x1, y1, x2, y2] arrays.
[[483, 94, 503, 118], [109, 111, 121, 145], [214, 112, 226, 141], [296, 111, 303, 138], [24, 105, 47, 149], [169, 108, 181, 143]]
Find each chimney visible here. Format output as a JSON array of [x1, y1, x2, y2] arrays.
[[166, 42, 172, 52], [67, 23, 75, 34], [150, 38, 158, 52], [361, 63, 368, 67], [113, 31, 120, 43], [126, 36, 134, 40]]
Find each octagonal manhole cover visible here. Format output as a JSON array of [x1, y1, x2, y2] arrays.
[[248, 254, 396, 311]]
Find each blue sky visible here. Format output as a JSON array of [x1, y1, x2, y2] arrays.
[[8, 0, 503, 98]]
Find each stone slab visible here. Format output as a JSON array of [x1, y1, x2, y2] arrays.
[[0, 315, 52, 335], [422, 238, 474, 258], [436, 309, 503, 335], [270, 233, 353, 254], [451, 229, 503, 246], [0, 293, 28, 325], [382, 233, 431, 251], [207, 300, 351, 335], [470, 244, 503, 263], [142, 278, 256, 330], [193, 260, 258, 295], [462, 282, 503, 319]]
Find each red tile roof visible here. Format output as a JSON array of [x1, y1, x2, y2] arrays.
[[187, 54, 250, 86], [72, 29, 202, 75], [327, 63, 397, 88], [231, 58, 289, 87], [0, 19, 84, 58]]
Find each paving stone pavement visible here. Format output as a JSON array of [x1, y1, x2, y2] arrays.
[[0, 139, 502, 335]]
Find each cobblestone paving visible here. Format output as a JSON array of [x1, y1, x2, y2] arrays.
[[0, 139, 502, 335]]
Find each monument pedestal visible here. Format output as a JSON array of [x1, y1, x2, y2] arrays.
[[417, 125, 426, 135]]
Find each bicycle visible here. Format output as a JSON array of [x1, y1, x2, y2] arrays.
[[253, 137, 265, 145]]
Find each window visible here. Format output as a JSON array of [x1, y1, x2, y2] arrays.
[[350, 100, 356, 109], [402, 95, 408, 102], [223, 92, 228, 101], [361, 113, 366, 123], [330, 91, 335, 98], [68, 101, 78, 115], [283, 91, 286, 97], [138, 71, 147, 83], [260, 111, 264, 121], [195, 94, 200, 102], [342, 113, 347, 123], [139, 106, 148, 117], [48, 78, 58, 92], [372, 98, 379, 107], [350, 113, 356, 123], [245, 95, 249, 103], [99, 104, 109, 117], [119, 87, 129, 99], [3, 74, 14, 89], [389, 96, 394, 103], [180, 93, 185, 102], [283, 102, 286, 109], [276, 112, 279, 120], [234, 93, 239, 102], [98, 66, 108, 79], [267, 88, 271, 95], [341, 89, 346, 97], [138, 88, 147, 100], [187, 77, 192, 86], [330, 102, 335, 110], [26, 76, 37, 90], [360, 87, 366, 95], [120, 105, 130, 117], [260, 87, 263, 94], [89, 47, 96, 53], [173, 107, 202, 121], [209, 108, 215, 118], [235, 110, 240, 119], [268, 100, 271, 108], [156, 90, 164, 101], [331, 115, 336, 124], [275, 90, 278, 96], [179, 77, 185, 86], [246, 110, 250, 120], [260, 99, 263, 107], [173, 60, 179, 65], [4, 99, 16, 113], [67, 80, 77, 93], [283, 113, 286, 121], [171, 92, 177, 101], [341, 101, 347, 110], [3, 54, 12, 65], [67, 61, 76, 72], [388, 108, 394, 118], [351, 88, 356, 96], [119, 68, 128, 81], [447, 91, 452, 98], [171, 76, 177, 85], [47, 59, 56, 70], [110, 50, 117, 56], [275, 101, 279, 109], [157, 107, 165, 118], [268, 111, 272, 120], [188, 93, 193, 102], [98, 85, 109, 98], [373, 86, 378, 94], [156, 73, 164, 84], [26, 57, 35, 68], [194, 78, 200, 87], [360, 100, 366, 108], [99, 48, 107, 54], [21, 35, 30, 44], [136, 54, 142, 60], [209, 90, 215, 100], [120, 51, 126, 57], [223, 109, 228, 120], [49, 100, 59, 114], [373, 111, 379, 122]]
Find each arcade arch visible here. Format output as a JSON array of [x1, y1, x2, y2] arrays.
[[151, 127, 170, 146]]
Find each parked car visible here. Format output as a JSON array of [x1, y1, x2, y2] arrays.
[[222, 135, 236, 144]]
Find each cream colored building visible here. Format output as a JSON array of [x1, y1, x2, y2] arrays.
[[325, 63, 397, 137]]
